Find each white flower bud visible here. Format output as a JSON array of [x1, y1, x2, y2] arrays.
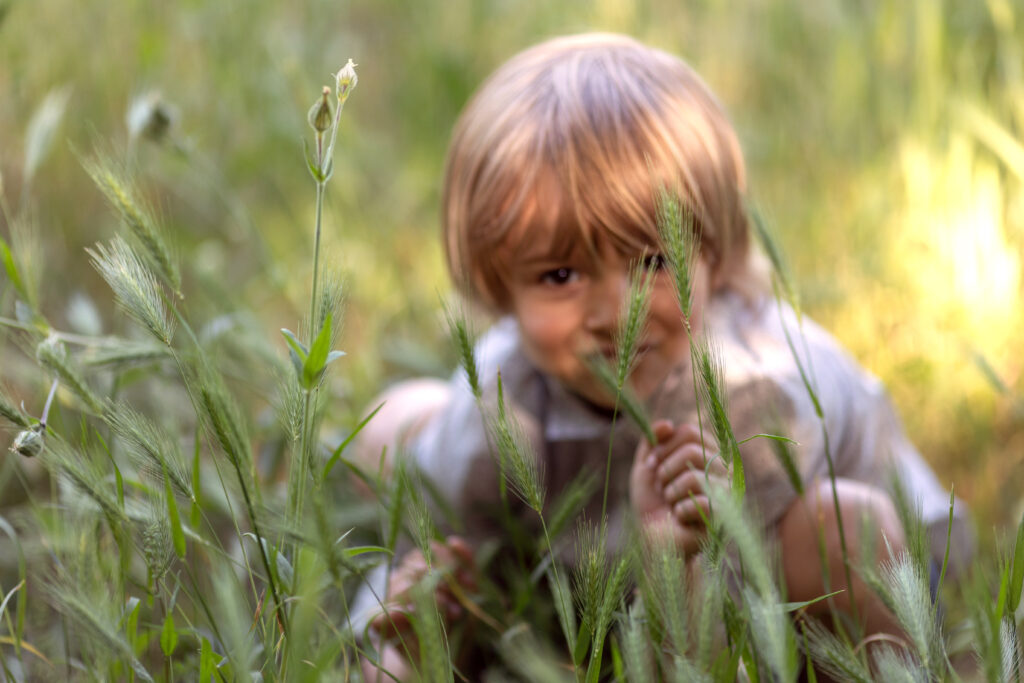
[[334, 59, 358, 104]]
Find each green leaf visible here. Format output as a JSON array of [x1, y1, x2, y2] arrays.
[[573, 620, 591, 667], [160, 612, 177, 656], [123, 596, 142, 655], [322, 401, 384, 479], [731, 449, 745, 498], [0, 237, 26, 299], [281, 327, 308, 381], [190, 428, 202, 528], [610, 634, 624, 682], [993, 566, 1009, 640], [343, 545, 392, 558], [934, 488, 954, 616], [737, 433, 799, 446], [275, 549, 294, 594], [243, 533, 292, 594], [302, 138, 323, 183], [1010, 509, 1024, 613], [325, 349, 346, 365], [302, 312, 333, 389], [164, 465, 186, 559], [199, 637, 215, 682], [586, 643, 604, 683], [96, 431, 125, 510], [780, 589, 844, 613]]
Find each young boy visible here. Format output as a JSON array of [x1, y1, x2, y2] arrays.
[[356, 32, 972, 675]]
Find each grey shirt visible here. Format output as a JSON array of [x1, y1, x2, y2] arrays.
[[352, 292, 972, 631], [410, 292, 971, 566]]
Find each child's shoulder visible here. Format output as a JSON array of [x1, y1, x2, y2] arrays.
[[706, 290, 880, 396]]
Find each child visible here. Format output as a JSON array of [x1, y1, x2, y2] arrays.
[[356, 32, 972, 676]]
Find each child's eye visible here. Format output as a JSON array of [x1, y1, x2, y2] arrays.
[[641, 254, 667, 271], [540, 267, 578, 286]]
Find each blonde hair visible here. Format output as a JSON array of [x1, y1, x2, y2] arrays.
[[443, 33, 765, 311]]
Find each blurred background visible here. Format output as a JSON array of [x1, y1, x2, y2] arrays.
[[1, 0, 1021, 542]]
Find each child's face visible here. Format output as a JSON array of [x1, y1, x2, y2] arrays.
[[505, 233, 711, 408]]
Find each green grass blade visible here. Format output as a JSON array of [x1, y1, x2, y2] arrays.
[[1010, 507, 1024, 613], [163, 462, 186, 559], [0, 236, 26, 302], [323, 400, 384, 479]]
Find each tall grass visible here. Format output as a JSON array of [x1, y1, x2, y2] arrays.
[[0, 1, 1022, 680]]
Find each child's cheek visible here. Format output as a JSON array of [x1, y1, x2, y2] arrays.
[[514, 301, 578, 377]]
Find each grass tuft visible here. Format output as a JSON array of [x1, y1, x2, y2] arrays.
[[881, 550, 944, 675], [87, 237, 175, 346], [106, 402, 192, 500], [803, 618, 872, 683], [620, 601, 655, 683], [443, 301, 482, 400], [615, 258, 654, 390], [489, 372, 544, 513], [656, 189, 700, 322], [82, 153, 181, 295]]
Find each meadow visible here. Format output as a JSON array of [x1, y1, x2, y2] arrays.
[[0, 0, 1022, 680]]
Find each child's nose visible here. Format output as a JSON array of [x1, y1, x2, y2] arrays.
[[583, 271, 628, 336]]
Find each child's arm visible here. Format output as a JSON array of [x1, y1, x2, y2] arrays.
[[629, 420, 728, 557]]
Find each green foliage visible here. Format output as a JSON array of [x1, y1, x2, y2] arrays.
[[0, 1, 1021, 680]]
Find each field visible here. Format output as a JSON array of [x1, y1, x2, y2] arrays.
[[0, 0, 1022, 680]]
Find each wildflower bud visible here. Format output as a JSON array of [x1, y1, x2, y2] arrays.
[[307, 86, 333, 134], [10, 425, 44, 458], [334, 59, 358, 104], [126, 91, 176, 145]]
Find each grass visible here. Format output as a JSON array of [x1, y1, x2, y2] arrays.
[[0, 0, 1021, 680]]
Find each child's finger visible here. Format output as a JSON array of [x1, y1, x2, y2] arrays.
[[651, 419, 676, 445], [655, 444, 706, 485], [673, 495, 711, 526], [645, 422, 706, 467], [662, 469, 703, 504], [371, 605, 414, 640]]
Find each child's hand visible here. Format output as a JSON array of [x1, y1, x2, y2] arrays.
[[630, 420, 727, 557], [370, 536, 477, 647]]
